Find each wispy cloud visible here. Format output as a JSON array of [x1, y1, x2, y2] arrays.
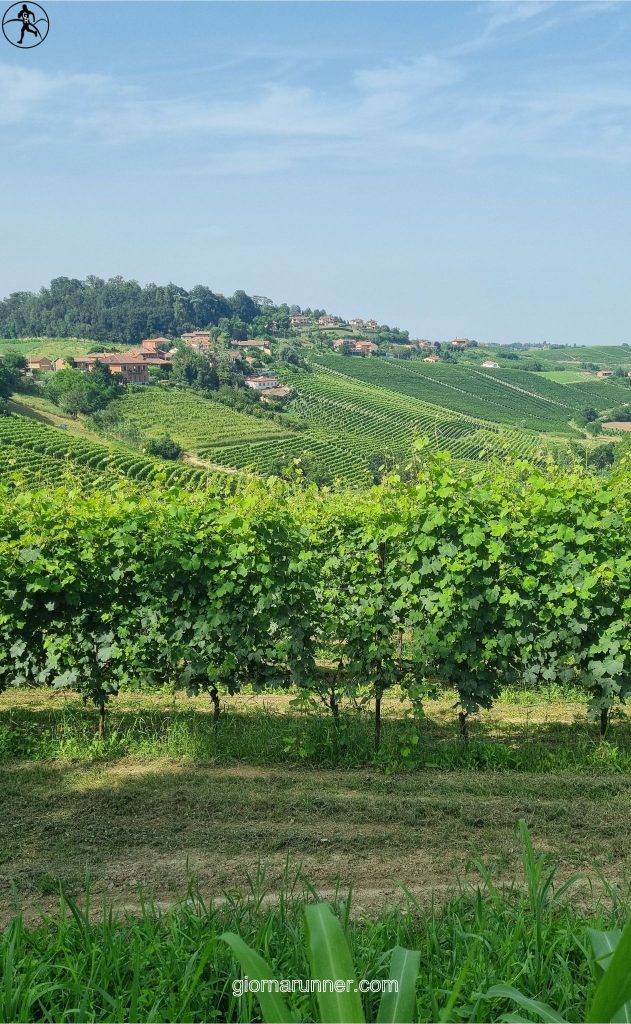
[[0, 2, 629, 169]]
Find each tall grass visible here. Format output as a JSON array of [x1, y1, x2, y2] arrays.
[[2, 834, 630, 1022]]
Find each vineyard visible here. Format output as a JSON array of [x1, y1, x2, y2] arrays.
[[312, 354, 631, 430], [112, 388, 291, 449], [280, 363, 578, 466], [3, 440, 631, 1024], [3, 456, 631, 738], [0, 414, 217, 490]]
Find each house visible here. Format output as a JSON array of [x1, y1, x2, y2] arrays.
[[245, 375, 279, 391], [416, 340, 433, 351], [365, 320, 380, 330], [26, 357, 53, 372], [424, 355, 440, 363], [450, 338, 471, 348], [140, 337, 170, 353], [597, 370, 614, 379], [318, 315, 341, 328], [333, 338, 377, 354], [482, 360, 500, 368], [225, 350, 243, 362], [290, 315, 310, 327], [231, 339, 272, 354], [73, 353, 150, 384], [350, 318, 365, 331], [54, 357, 70, 371], [181, 331, 212, 350]]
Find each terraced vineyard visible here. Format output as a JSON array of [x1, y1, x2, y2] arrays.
[[0, 415, 215, 490], [112, 389, 290, 450]]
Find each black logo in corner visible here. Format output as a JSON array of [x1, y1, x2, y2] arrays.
[[2, 2, 49, 47]]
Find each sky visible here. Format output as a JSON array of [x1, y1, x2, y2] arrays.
[[1, 1, 631, 344]]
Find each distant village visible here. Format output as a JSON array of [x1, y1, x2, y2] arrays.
[[8, 312, 631, 390]]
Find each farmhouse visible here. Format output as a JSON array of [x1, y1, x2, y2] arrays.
[[245, 375, 279, 391], [597, 370, 614, 378], [290, 315, 310, 327], [365, 320, 380, 330], [318, 315, 342, 327], [26, 357, 53, 372], [139, 338, 170, 353], [181, 331, 212, 350], [482, 360, 500, 368], [231, 339, 272, 354], [350, 318, 365, 331], [423, 355, 440, 363], [450, 337, 472, 348], [74, 353, 150, 384], [333, 338, 378, 354]]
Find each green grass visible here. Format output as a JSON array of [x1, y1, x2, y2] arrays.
[[1, 688, 629, 771], [540, 371, 593, 383], [523, 345, 631, 368], [0, 337, 131, 359], [2, 827, 630, 1022]]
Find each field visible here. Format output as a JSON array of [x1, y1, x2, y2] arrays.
[[112, 388, 291, 450], [2, 687, 631, 1021], [278, 362, 582, 468], [0, 337, 134, 360], [5, 348, 626, 486], [540, 370, 593, 383], [524, 345, 631, 368]]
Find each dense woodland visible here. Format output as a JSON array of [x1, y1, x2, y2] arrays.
[[0, 277, 317, 345]]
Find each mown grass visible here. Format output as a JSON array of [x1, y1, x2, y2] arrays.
[[0, 686, 629, 772], [2, 833, 630, 1023]]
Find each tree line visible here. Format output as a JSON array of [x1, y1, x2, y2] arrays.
[[0, 276, 319, 346], [1, 455, 630, 745]]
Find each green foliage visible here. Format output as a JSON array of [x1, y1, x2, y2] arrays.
[[44, 363, 120, 416], [3, 453, 631, 737], [144, 434, 183, 461]]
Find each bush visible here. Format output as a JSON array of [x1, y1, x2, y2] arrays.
[[145, 434, 183, 460]]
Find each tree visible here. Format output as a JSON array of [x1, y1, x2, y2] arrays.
[[146, 435, 183, 461], [171, 348, 219, 392], [578, 407, 599, 425]]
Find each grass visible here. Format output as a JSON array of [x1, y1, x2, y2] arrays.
[[2, 698, 631, 927], [0, 337, 131, 359], [0, 687, 628, 771], [540, 371, 593, 383], [2, 825, 631, 1022]]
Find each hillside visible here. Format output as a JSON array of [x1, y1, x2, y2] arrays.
[[2, 335, 628, 488], [0, 414, 220, 491]]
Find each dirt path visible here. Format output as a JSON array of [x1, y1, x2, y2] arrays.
[[2, 759, 630, 926]]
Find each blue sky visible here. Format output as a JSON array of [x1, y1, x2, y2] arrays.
[[1, 1, 631, 343]]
